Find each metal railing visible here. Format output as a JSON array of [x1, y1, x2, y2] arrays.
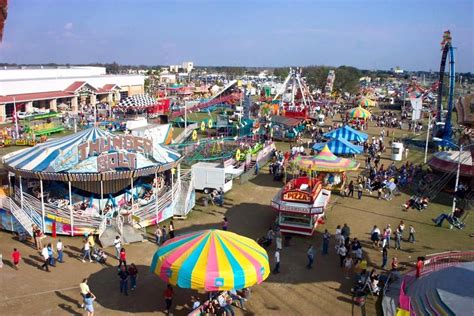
[[0, 196, 34, 236], [97, 217, 108, 238], [399, 251, 474, 314]]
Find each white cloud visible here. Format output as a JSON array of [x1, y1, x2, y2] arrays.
[[64, 22, 73, 31]]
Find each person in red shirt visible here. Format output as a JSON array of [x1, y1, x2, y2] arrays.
[[119, 248, 127, 268], [12, 248, 21, 270], [416, 257, 424, 278], [164, 284, 174, 314]]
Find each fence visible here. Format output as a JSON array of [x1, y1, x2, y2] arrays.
[[399, 251, 474, 314]]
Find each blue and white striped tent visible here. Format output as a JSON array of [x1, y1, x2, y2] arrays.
[[4, 127, 180, 173], [323, 125, 368, 142], [312, 137, 363, 155]]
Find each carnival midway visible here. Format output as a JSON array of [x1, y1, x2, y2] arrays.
[[1, 2, 474, 315]]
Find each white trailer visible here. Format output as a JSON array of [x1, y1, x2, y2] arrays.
[[192, 162, 239, 193]]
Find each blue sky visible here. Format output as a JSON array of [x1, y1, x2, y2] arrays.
[[0, 0, 473, 71]]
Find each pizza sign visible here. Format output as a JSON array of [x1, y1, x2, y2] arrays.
[[282, 191, 312, 203]]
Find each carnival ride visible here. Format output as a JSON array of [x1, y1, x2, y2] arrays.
[[273, 68, 316, 119], [21, 112, 65, 136], [434, 31, 456, 143], [324, 70, 336, 96], [0, 127, 192, 238]]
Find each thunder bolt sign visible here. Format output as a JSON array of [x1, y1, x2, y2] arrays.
[[76, 135, 153, 172]]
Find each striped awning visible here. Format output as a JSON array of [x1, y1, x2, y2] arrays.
[[3, 127, 181, 180], [312, 137, 363, 155], [323, 125, 368, 142]]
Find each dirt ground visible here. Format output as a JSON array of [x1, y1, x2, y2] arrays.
[[0, 118, 472, 316]]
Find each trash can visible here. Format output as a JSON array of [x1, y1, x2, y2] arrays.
[[391, 142, 404, 161]]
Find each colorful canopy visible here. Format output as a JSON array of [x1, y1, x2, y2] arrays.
[[292, 145, 359, 172], [358, 97, 377, 107], [150, 229, 270, 291], [312, 137, 363, 155], [323, 125, 368, 142], [428, 150, 473, 177], [3, 127, 180, 173], [348, 107, 371, 120]]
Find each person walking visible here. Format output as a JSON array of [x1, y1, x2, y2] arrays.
[[169, 221, 175, 239], [394, 228, 402, 250], [222, 217, 229, 231], [164, 284, 174, 314], [371, 225, 381, 248], [82, 239, 92, 263], [275, 230, 282, 250], [348, 181, 354, 198], [11, 248, 21, 270], [357, 182, 364, 199], [113, 236, 121, 259], [161, 226, 168, 244], [343, 255, 353, 279], [408, 225, 416, 243], [341, 223, 351, 242], [84, 292, 96, 316], [306, 245, 315, 269], [118, 265, 129, 296], [56, 239, 64, 263], [338, 243, 347, 268], [79, 278, 91, 309], [398, 221, 405, 239], [155, 225, 163, 245], [273, 250, 280, 274], [87, 234, 96, 252], [381, 245, 388, 269], [119, 248, 127, 268], [40, 245, 50, 272], [322, 229, 330, 255], [47, 243, 56, 267], [385, 224, 392, 248], [128, 263, 138, 290]]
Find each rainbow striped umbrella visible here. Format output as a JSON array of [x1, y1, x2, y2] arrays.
[[358, 97, 376, 107], [348, 106, 371, 119], [292, 145, 359, 172], [150, 229, 270, 291]]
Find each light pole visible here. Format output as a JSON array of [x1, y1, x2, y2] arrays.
[[424, 111, 432, 164], [13, 96, 19, 138]]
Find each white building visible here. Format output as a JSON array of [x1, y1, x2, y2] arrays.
[[0, 66, 145, 122]]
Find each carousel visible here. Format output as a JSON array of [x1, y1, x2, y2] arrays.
[[2, 127, 188, 236]]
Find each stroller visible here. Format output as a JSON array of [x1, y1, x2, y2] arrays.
[[92, 248, 108, 264]]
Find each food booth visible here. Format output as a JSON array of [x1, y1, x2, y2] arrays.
[[271, 176, 331, 236]]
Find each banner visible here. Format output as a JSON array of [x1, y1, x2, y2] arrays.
[[410, 97, 422, 121]]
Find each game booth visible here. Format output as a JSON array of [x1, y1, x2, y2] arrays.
[[1, 127, 194, 236]]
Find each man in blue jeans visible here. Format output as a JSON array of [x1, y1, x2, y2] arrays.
[[118, 265, 129, 296], [432, 208, 464, 227]]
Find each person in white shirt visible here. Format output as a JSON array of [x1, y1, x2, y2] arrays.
[[40, 246, 50, 271], [273, 250, 280, 274], [56, 239, 64, 263], [114, 236, 121, 259], [82, 240, 92, 263], [191, 296, 201, 310]]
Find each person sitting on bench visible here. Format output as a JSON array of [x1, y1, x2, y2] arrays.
[[432, 208, 464, 227]]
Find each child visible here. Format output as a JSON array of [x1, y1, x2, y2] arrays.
[[12, 248, 21, 270], [408, 225, 416, 243]]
